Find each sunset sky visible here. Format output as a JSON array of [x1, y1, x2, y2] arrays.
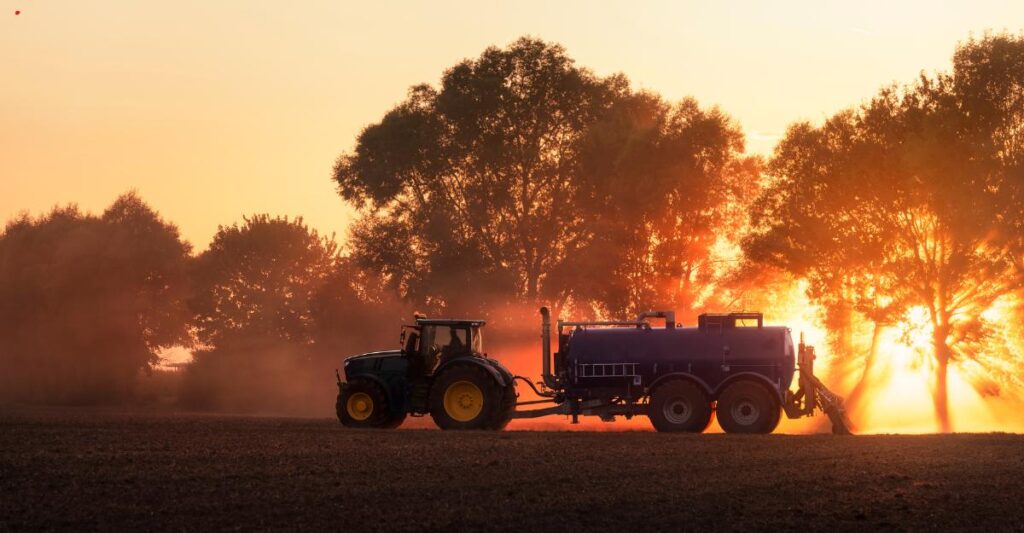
[[3, 1, 1022, 249]]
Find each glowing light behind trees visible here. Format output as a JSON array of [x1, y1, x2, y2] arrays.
[[746, 34, 1024, 433]]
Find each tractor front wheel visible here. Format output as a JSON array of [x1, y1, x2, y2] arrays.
[[429, 365, 509, 430], [337, 378, 406, 429]]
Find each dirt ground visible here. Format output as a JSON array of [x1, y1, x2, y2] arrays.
[[2, 406, 1023, 531]]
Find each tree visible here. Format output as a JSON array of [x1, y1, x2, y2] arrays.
[[746, 34, 1024, 431], [745, 112, 908, 412], [563, 92, 757, 318], [950, 34, 1024, 276], [310, 258, 412, 358], [183, 215, 339, 411], [0, 193, 192, 403], [189, 215, 338, 348], [334, 36, 753, 318], [335, 37, 624, 312]]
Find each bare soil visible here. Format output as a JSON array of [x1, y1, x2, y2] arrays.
[[2, 406, 1023, 531]]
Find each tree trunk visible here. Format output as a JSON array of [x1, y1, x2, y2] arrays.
[[525, 269, 540, 301], [932, 324, 952, 433], [825, 302, 855, 366], [845, 321, 884, 416]]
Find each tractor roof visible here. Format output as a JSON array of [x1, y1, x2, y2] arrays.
[[415, 318, 486, 327]]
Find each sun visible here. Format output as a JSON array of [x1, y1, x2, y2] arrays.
[[852, 306, 1006, 433]]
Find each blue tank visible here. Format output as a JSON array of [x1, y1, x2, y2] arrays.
[[556, 314, 796, 401]]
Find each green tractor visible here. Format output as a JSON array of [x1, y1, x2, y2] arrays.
[[336, 317, 517, 430]]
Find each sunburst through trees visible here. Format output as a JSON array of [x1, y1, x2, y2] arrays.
[[745, 34, 1024, 431]]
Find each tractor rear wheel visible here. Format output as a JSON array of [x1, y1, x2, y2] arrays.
[[717, 380, 779, 434], [648, 380, 713, 433], [337, 378, 406, 429], [429, 365, 509, 430], [485, 382, 517, 430]]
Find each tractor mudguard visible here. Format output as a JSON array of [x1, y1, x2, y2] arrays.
[[435, 357, 513, 388], [481, 357, 515, 386]]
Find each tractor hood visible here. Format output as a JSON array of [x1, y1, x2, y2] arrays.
[[345, 350, 402, 362], [343, 350, 402, 378]]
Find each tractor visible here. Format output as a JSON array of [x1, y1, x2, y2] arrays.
[[336, 317, 516, 430]]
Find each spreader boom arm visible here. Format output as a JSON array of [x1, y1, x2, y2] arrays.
[[783, 339, 854, 435]]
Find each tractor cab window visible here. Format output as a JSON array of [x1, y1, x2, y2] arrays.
[[419, 324, 471, 373], [439, 326, 468, 358]]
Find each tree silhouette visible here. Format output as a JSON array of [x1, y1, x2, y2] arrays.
[[183, 215, 339, 410], [189, 215, 338, 348], [563, 92, 757, 318], [310, 258, 412, 358], [746, 34, 1024, 431], [334, 37, 752, 317], [745, 112, 908, 412], [335, 37, 623, 311], [0, 193, 191, 403]]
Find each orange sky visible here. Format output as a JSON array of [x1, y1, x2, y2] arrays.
[[3, 1, 1022, 249]]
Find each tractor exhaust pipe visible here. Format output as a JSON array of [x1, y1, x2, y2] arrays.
[[540, 306, 554, 388]]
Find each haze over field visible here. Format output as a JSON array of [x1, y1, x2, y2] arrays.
[[2, 2, 1024, 435], [3, 0, 1023, 247]]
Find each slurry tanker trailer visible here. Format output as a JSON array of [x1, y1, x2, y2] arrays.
[[336, 308, 852, 434]]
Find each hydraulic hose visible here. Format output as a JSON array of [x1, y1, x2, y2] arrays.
[[513, 375, 555, 397]]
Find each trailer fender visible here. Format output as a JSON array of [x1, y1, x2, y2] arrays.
[[647, 373, 714, 398], [715, 372, 784, 404]]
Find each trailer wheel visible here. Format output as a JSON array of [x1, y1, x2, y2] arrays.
[[717, 381, 779, 434], [765, 402, 782, 434], [337, 378, 406, 429], [648, 380, 713, 433], [429, 365, 506, 430]]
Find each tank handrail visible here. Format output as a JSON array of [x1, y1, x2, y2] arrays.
[[558, 320, 645, 327]]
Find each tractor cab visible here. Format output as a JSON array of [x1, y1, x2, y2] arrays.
[[401, 318, 485, 377]]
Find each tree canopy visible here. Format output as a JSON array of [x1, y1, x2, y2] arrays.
[[189, 215, 339, 349], [334, 37, 753, 317], [564, 92, 757, 317], [183, 215, 341, 410], [0, 193, 192, 402], [745, 33, 1024, 430]]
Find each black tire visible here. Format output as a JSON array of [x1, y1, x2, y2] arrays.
[[648, 380, 713, 433], [716, 380, 780, 434], [429, 364, 507, 430], [380, 411, 407, 429], [485, 382, 517, 430], [766, 402, 782, 434], [337, 378, 406, 429]]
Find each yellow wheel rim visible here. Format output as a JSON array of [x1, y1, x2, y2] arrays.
[[346, 392, 373, 421], [443, 380, 484, 422]]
